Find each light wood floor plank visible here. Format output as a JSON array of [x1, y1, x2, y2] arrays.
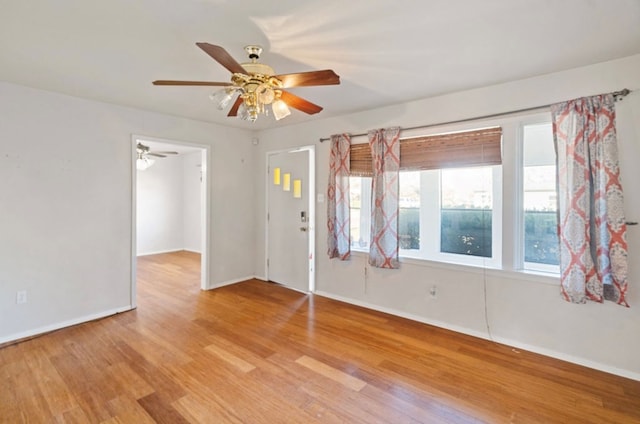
[[23, 347, 78, 416], [106, 394, 157, 424], [172, 392, 248, 424], [204, 343, 256, 373], [105, 361, 155, 400], [56, 405, 93, 423], [295, 354, 367, 391]]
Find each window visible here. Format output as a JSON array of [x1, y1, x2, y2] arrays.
[[350, 127, 502, 266], [522, 123, 559, 272], [349, 127, 503, 267], [348, 119, 560, 275], [350, 166, 502, 268]]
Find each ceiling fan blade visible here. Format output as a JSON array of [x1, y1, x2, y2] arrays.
[[280, 91, 323, 115], [196, 43, 246, 74], [275, 70, 340, 88], [227, 96, 243, 117], [147, 153, 167, 158], [154, 151, 178, 155], [153, 80, 232, 86]]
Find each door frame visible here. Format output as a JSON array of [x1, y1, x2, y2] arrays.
[[265, 145, 316, 293], [130, 135, 211, 308]]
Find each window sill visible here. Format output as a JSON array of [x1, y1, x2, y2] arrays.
[[348, 248, 559, 286]]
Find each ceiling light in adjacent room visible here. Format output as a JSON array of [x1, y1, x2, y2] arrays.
[[136, 156, 155, 171]]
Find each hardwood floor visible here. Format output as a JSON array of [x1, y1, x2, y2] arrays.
[[1, 251, 639, 423]]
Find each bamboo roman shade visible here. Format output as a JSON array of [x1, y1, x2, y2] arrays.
[[350, 127, 502, 176]]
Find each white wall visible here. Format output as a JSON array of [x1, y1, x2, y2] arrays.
[[136, 150, 202, 255], [183, 151, 202, 253], [252, 54, 640, 380], [137, 154, 185, 255], [0, 82, 256, 343]]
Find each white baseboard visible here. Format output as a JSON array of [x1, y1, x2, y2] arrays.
[[137, 248, 202, 256], [488, 335, 640, 382], [315, 290, 489, 339], [206, 275, 257, 290], [0, 305, 134, 345], [314, 290, 640, 382], [137, 248, 184, 256]]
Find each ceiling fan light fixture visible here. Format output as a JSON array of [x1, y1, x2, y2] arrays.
[[256, 83, 275, 104], [247, 107, 259, 122], [237, 102, 249, 120], [209, 87, 235, 110], [238, 102, 258, 122], [272, 99, 291, 121]]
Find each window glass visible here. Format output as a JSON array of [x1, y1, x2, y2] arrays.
[[441, 167, 493, 258], [349, 176, 371, 249], [523, 123, 559, 270], [399, 172, 420, 250]]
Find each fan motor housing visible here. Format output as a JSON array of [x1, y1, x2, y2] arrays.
[[241, 62, 275, 76]]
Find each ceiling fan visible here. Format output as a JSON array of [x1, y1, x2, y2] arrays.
[[153, 43, 340, 122], [136, 142, 177, 170]]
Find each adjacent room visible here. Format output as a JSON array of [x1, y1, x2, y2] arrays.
[[134, 138, 208, 291], [1, 1, 639, 422]]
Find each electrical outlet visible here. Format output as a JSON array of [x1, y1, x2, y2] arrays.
[[16, 290, 27, 304], [429, 285, 437, 299]]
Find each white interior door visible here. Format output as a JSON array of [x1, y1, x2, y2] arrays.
[[267, 149, 311, 292]]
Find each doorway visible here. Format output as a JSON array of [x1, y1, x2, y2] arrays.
[[131, 135, 210, 307], [266, 146, 315, 293]]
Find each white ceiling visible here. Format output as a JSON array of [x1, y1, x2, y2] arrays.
[[1, 0, 639, 130]]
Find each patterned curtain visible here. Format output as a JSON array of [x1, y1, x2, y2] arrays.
[[327, 134, 351, 260], [551, 94, 629, 306], [368, 127, 401, 269]]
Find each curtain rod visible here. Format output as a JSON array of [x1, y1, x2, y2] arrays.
[[318, 88, 632, 142]]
